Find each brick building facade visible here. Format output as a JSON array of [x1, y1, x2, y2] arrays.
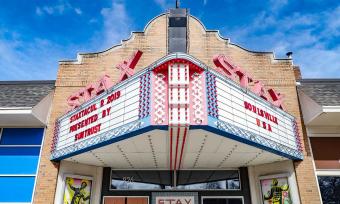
[[33, 9, 321, 204]]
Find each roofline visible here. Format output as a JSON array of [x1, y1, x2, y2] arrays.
[[0, 80, 56, 85], [297, 78, 340, 83], [59, 13, 167, 63], [60, 12, 293, 64], [189, 15, 291, 60]]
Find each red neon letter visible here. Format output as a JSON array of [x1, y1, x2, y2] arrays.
[[116, 50, 143, 83], [213, 54, 237, 80], [234, 66, 253, 88], [268, 88, 284, 110], [252, 81, 268, 100], [67, 93, 81, 111], [96, 74, 114, 95], [78, 83, 96, 103]]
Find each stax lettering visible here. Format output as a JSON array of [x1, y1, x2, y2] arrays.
[[158, 199, 191, 204], [213, 54, 284, 110], [67, 75, 113, 111], [116, 50, 143, 83], [67, 50, 143, 111]]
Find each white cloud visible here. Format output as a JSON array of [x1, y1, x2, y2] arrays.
[[0, 31, 62, 80], [74, 8, 82, 15], [35, 0, 81, 16], [224, 5, 340, 78], [295, 46, 340, 78], [269, 0, 288, 12], [100, 1, 132, 49], [154, 0, 172, 10], [35, 7, 43, 16], [89, 18, 97, 24]]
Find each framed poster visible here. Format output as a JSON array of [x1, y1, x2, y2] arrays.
[[259, 174, 291, 204], [63, 174, 93, 204]]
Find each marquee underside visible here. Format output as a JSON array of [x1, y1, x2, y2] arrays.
[[64, 129, 287, 169]]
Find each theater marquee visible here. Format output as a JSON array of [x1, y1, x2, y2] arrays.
[[52, 76, 142, 157], [50, 52, 302, 161]]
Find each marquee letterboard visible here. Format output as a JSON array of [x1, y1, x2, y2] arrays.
[[214, 76, 299, 152], [54, 78, 141, 152]]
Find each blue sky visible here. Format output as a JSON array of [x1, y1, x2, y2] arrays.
[[0, 0, 339, 80]]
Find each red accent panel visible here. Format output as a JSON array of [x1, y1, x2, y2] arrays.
[[170, 127, 173, 171], [174, 127, 180, 170], [251, 81, 268, 101], [116, 50, 143, 83], [268, 88, 285, 110], [178, 127, 188, 170]]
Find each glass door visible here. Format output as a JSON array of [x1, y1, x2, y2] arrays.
[[103, 197, 148, 204], [202, 197, 243, 204]]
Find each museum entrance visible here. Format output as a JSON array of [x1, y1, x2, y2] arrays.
[[101, 168, 251, 204]]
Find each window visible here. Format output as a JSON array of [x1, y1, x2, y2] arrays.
[[0, 128, 44, 203], [318, 175, 340, 203], [110, 170, 240, 190], [202, 197, 243, 204], [176, 170, 240, 190], [111, 170, 172, 190]]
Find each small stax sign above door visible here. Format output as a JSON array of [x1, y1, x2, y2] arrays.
[[156, 197, 194, 204], [213, 54, 285, 110]]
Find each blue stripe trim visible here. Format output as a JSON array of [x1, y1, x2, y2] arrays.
[[0, 156, 39, 174], [0, 147, 41, 156], [1, 128, 44, 145], [0, 176, 35, 202]]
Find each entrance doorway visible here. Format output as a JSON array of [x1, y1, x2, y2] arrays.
[[103, 197, 148, 204], [202, 197, 243, 204]]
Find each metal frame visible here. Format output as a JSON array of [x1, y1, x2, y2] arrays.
[[0, 127, 45, 204], [316, 170, 340, 176], [108, 169, 242, 191], [258, 173, 290, 204], [101, 167, 251, 204], [102, 196, 150, 204], [201, 196, 244, 204], [60, 174, 94, 204]]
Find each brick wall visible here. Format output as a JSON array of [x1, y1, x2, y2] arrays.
[[33, 13, 321, 203]]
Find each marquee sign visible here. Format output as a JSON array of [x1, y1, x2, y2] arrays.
[[52, 76, 142, 156], [213, 54, 284, 109], [211, 76, 299, 153], [207, 54, 301, 158], [51, 52, 302, 161]]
